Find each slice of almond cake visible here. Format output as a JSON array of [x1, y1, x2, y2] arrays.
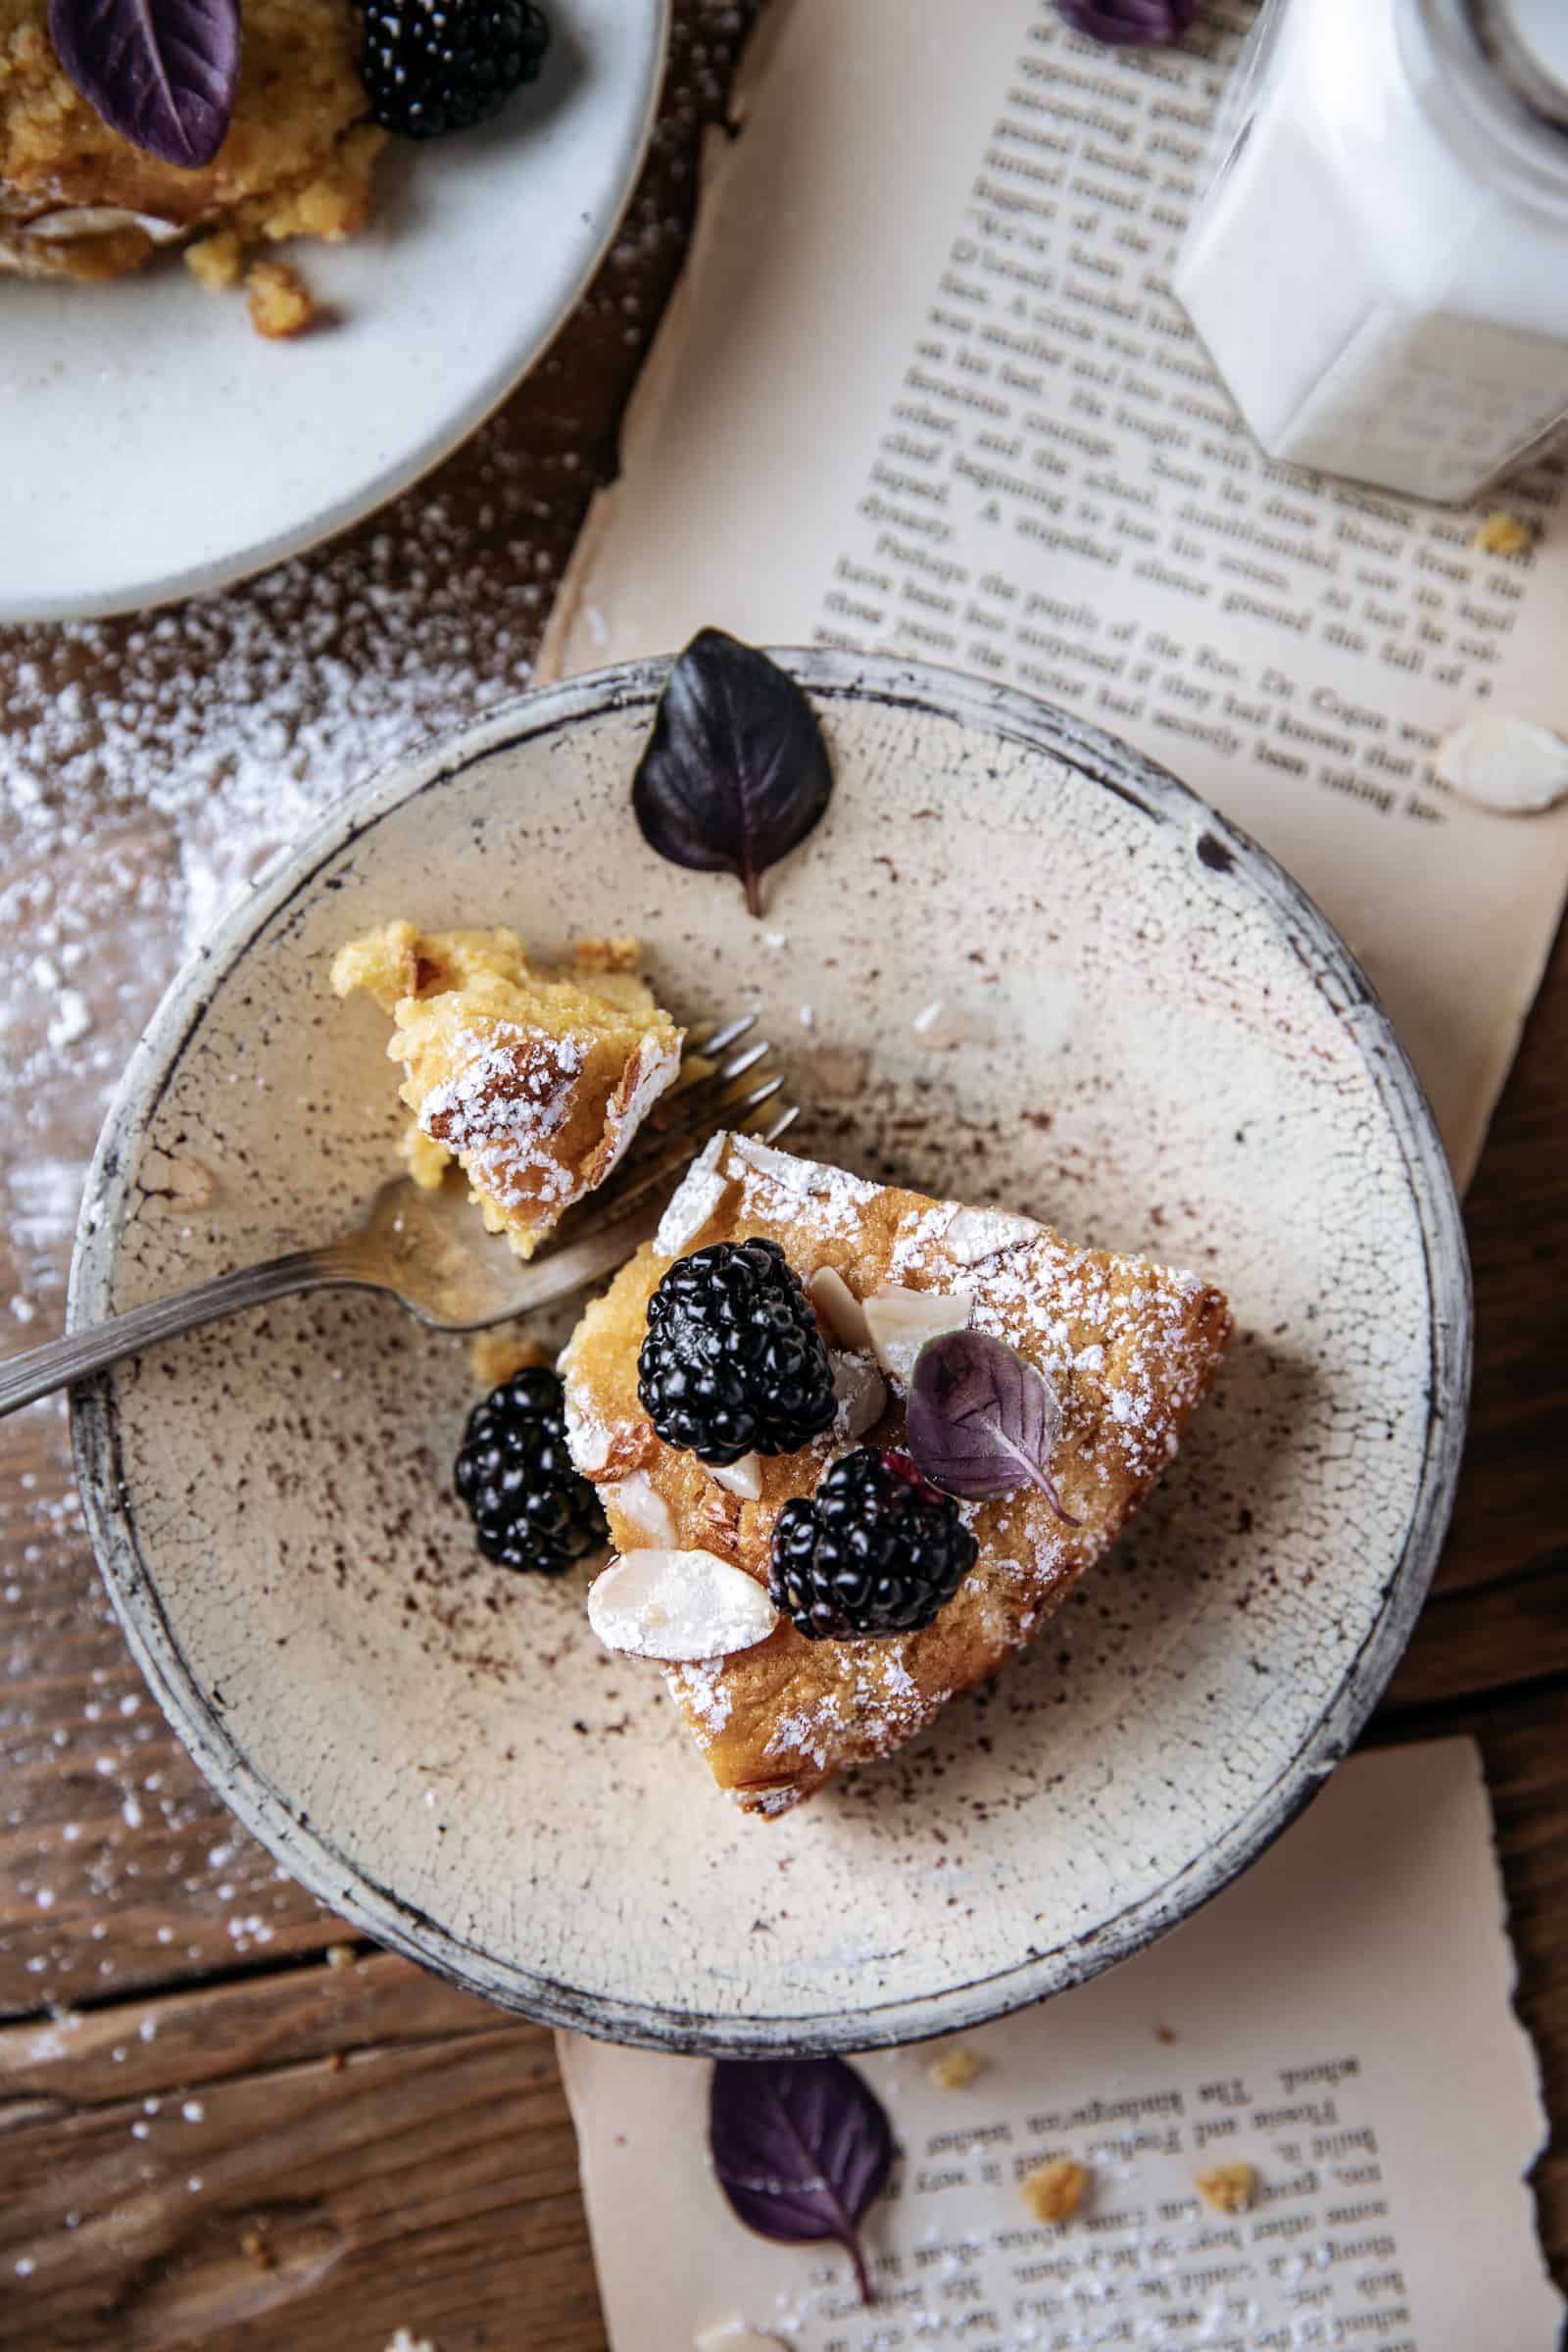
[[563, 1131, 1232, 1814]]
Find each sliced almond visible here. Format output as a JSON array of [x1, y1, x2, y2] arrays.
[[808, 1264, 871, 1351], [694, 2325, 791, 2352], [831, 1348, 888, 1440], [26, 205, 183, 244], [943, 1206, 1042, 1266], [603, 1471, 676, 1548], [710, 1451, 762, 1501], [587, 1551, 778, 1662], [654, 1130, 729, 1257], [1436, 714, 1568, 813], [725, 1132, 805, 1188], [862, 1284, 976, 1386]]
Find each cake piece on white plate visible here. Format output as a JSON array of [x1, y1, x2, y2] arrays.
[[562, 1130, 1232, 1813], [332, 921, 682, 1257]]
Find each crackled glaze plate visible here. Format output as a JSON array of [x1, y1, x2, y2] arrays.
[[0, 0, 666, 624], [70, 652, 1469, 2053]]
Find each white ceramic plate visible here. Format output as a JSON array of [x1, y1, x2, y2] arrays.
[[70, 653, 1469, 2053], [0, 0, 667, 624]]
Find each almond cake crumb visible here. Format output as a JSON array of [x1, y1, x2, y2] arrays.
[[1020, 2156, 1089, 2224], [1471, 510, 1534, 558], [248, 260, 317, 339], [186, 230, 245, 290], [574, 935, 643, 973], [927, 2044, 986, 2091], [1195, 2160, 1256, 2213]]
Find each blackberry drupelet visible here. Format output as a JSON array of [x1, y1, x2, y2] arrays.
[[454, 1365, 607, 1575], [362, 0, 550, 140], [638, 1238, 838, 1467], [769, 1447, 977, 1639]]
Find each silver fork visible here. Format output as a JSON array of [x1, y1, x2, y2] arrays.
[[0, 1016, 796, 1418]]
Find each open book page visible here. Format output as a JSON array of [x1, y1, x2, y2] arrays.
[[559, 1740, 1560, 2351], [537, 0, 1568, 1186]]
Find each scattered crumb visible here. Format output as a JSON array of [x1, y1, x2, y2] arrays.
[[1020, 2156, 1089, 2224], [186, 229, 245, 290], [1154, 2023, 1179, 2044], [324, 1942, 357, 1970], [326, 2050, 346, 2073], [1196, 2160, 1256, 2214], [574, 935, 642, 973], [385, 2332, 437, 2352], [469, 1328, 547, 1388], [927, 2044, 986, 2091], [247, 260, 317, 340], [1472, 509, 1534, 558], [240, 2226, 273, 2271]]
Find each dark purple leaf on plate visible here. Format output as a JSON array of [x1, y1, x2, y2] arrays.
[[710, 2054, 894, 2306], [49, 0, 241, 170], [906, 1329, 1080, 1525], [632, 627, 834, 917], [1055, 0, 1198, 45]]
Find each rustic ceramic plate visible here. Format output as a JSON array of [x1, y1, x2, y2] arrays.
[[0, 0, 667, 625], [70, 652, 1470, 2053]]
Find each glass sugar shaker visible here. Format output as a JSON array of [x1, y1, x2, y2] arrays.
[[1172, 0, 1568, 504]]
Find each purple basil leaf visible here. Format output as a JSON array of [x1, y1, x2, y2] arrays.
[[632, 627, 834, 918], [49, 0, 241, 170], [906, 1330, 1081, 1526], [1056, 0, 1198, 46], [710, 2055, 894, 2307]]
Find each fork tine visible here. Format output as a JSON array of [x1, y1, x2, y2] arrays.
[[690, 1010, 758, 1056], [717, 1073, 785, 1121], [758, 1102, 801, 1145], [629, 1041, 776, 1170], [657, 1036, 770, 1118]]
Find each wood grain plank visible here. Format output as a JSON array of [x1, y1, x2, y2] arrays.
[[0, 2016, 603, 2351], [1418, 916, 1568, 1614], [0, 1950, 491, 2116]]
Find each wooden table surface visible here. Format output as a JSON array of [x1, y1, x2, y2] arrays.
[[2, 8, 1566, 2344]]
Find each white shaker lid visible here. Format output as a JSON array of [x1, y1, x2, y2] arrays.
[[1477, 0, 1568, 121]]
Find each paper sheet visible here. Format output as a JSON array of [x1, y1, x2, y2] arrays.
[[538, 0, 1568, 1186], [559, 1740, 1560, 2351]]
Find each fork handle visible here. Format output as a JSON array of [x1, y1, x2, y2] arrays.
[[0, 1250, 337, 1418]]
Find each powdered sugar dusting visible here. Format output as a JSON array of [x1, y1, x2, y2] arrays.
[[420, 1027, 584, 1209], [600, 1032, 681, 1178], [654, 1129, 729, 1256], [667, 1657, 733, 1736], [764, 1645, 936, 1770], [723, 1132, 881, 1237]]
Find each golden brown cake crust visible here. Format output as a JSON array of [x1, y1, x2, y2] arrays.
[[563, 1134, 1233, 1815], [0, 0, 382, 281]]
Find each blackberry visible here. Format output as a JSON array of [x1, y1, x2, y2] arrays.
[[638, 1238, 838, 1467], [454, 1365, 607, 1575], [362, 0, 550, 141], [769, 1447, 977, 1640]]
